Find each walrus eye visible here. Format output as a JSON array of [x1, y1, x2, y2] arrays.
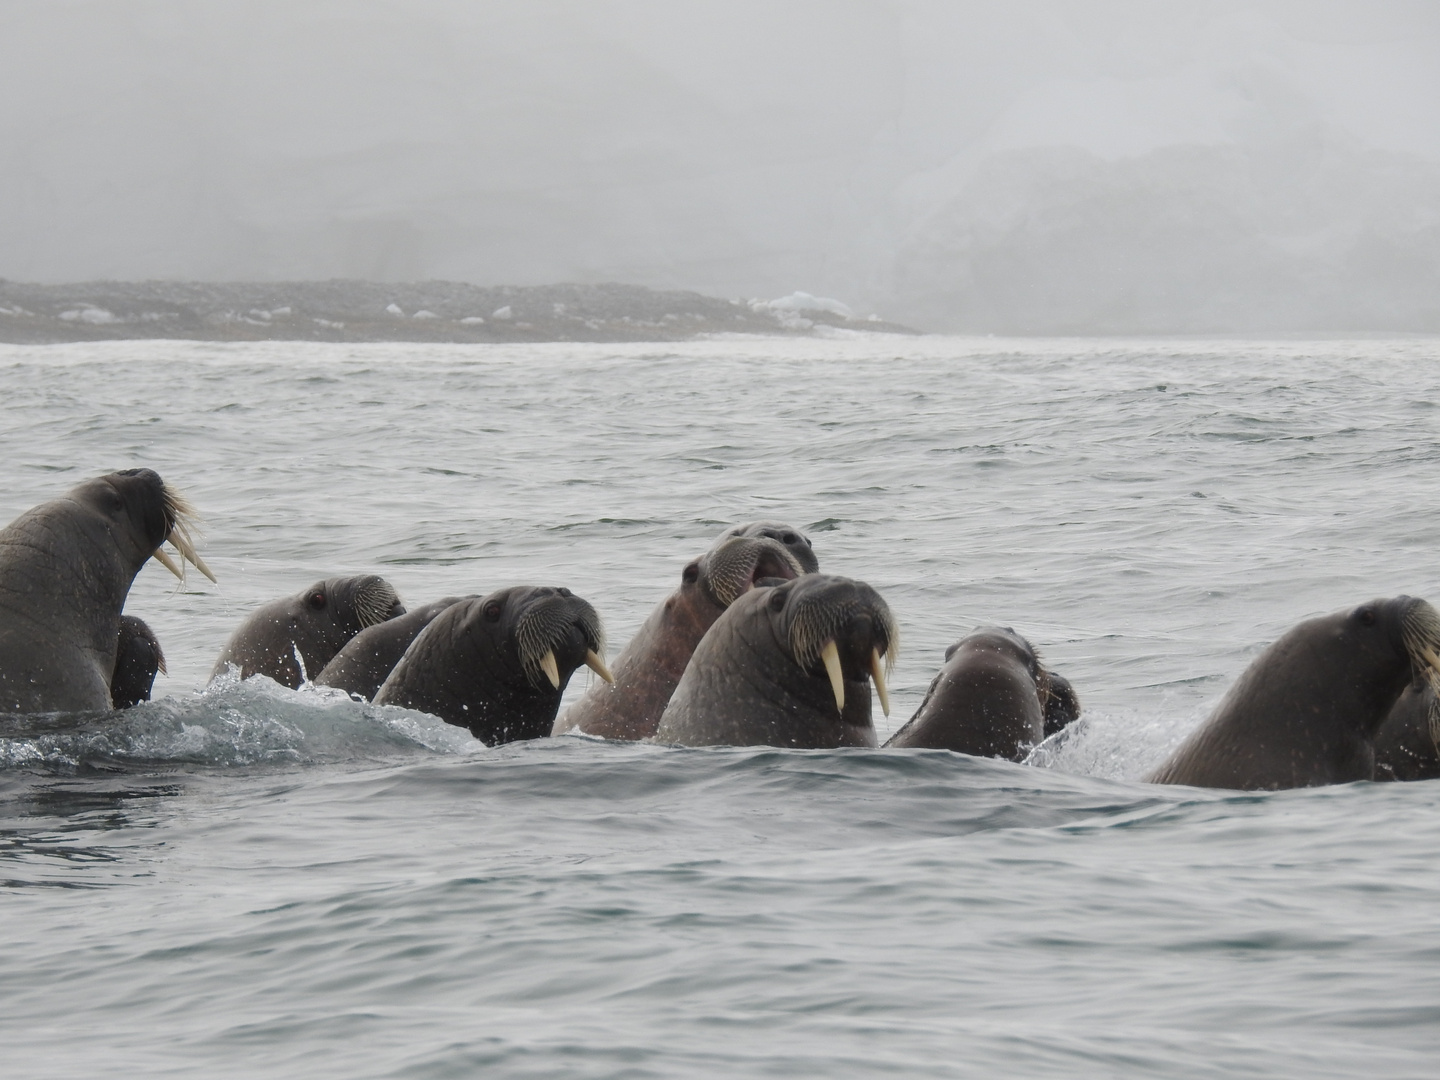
[[484, 601, 503, 622], [682, 562, 700, 585], [1357, 606, 1376, 626], [769, 589, 787, 612], [308, 591, 326, 609]]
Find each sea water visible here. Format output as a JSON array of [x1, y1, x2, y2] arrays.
[[2, 335, 1440, 1078]]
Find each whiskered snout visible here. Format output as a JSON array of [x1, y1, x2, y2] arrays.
[[516, 591, 611, 691]]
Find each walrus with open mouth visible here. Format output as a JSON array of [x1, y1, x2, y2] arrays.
[[654, 573, 897, 749], [1148, 595, 1440, 790], [376, 585, 611, 746], [210, 575, 405, 688], [885, 627, 1071, 760], [0, 468, 212, 714], [315, 596, 471, 701], [553, 530, 807, 741]]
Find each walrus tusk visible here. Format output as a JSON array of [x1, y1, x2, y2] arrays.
[[1419, 644, 1440, 676], [539, 650, 561, 689], [584, 649, 614, 685], [168, 528, 217, 583], [819, 639, 845, 713], [870, 648, 890, 716], [151, 547, 185, 581]]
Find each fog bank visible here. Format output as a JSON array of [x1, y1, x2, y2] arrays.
[[2, 1, 1438, 332]]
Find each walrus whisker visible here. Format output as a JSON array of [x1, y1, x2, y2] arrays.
[[584, 649, 614, 684], [166, 528, 216, 583], [870, 648, 890, 716], [819, 639, 845, 713], [151, 546, 185, 581]]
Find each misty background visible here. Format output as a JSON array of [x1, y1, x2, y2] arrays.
[[3, 0, 1438, 333]]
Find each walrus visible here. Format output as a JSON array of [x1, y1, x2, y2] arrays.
[[0, 468, 211, 714], [884, 627, 1066, 760], [314, 597, 470, 701], [1148, 596, 1440, 790], [111, 615, 166, 708], [1044, 671, 1081, 737], [715, 520, 820, 574], [654, 573, 897, 749], [210, 575, 405, 689], [1372, 686, 1440, 781], [375, 586, 610, 746], [553, 532, 806, 741]]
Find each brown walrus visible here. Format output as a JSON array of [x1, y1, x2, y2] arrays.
[[0, 468, 211, 714], [884, 627, 1071, 760], [375, 586, 610, 746], [553, 530, 806, 741], [653, 574, 897, 749], [1148, 596, 1440, 790], [210, 575, 405, 689]]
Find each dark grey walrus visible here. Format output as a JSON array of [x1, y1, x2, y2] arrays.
[[315, 596, 471, 700], [654, 574, 897, 749], [376, 586, 610, 746], [1148, 596, 1440, 790], [1372, 686, 1440, 781], [210, 575, 405, 689], [0, 468, 211, 714], [553, 530, 806, 741], [885, 627, 1073, 760], [111, 615, 166, 709]]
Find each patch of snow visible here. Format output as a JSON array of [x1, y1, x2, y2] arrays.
[[459, 316, 486, 325], [752, 291, 855, 319], [269, 306, 292, 316], [59, 306, 120, 324], [491, 305, 513, 320], [313, 318, 344, 329], [385, 303, 404, 317], [412, 309, 438, 319], [248, 309, 271, 321]]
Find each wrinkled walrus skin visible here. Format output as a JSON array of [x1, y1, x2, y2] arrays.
[[554, 529, 807, 741], [211, 575, 405, 689], [1148, 596, 1440, 790], [0, 469, 202, 714], [655, 574, 896, 750]]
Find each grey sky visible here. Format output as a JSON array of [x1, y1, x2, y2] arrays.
[[3, 1, 1438, 330]]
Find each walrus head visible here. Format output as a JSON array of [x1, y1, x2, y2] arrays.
[[943, 625, 1056, 717], [714, 521, 820, 574], [307, 575, 406, 636], [377, 585, 610, 746], [507, 586, 611, 691], [67, 468, 213, 582], [684, 535, 805, 612], [1393, 597, 1440, 751], [766, 573, 898, 717]]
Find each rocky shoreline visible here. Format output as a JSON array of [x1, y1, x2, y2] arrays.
[[0, 280, 916, 344]]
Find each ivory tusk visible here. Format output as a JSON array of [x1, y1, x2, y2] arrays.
[[151, 547, 185, 581], [870, 648, 890, 717], [539, 650, 561, 689], [168, 528, 217, 583], [584, 649, 615, 685], [819, 639, 845, 713]]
